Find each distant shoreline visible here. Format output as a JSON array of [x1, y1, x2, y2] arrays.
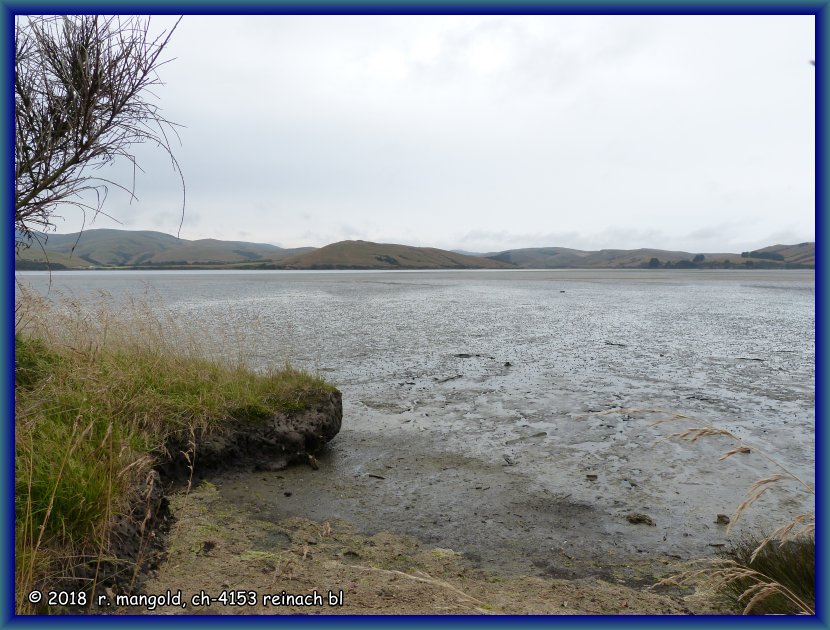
[[15, 229, 815, 271], [15, 262, 815, 272]]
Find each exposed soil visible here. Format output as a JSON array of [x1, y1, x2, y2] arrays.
[[111, 480, 722, 615], [46, 392, 343, 613], [155, 390, 342, 483], [110, 423, 733, 616]]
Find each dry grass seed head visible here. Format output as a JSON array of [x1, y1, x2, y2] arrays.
[[748, 514, 815, 563], [655, 559, 814, 615], [728, 474, 793, 533], [720, 446, 752, 460]]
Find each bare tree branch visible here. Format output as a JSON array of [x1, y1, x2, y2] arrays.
[[15, 15, 184, 251]]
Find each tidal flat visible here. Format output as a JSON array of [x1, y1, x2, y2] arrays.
[[17, 269, 815, 590]]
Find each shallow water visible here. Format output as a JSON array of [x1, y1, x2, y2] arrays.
[[17, 269, 815, 577]]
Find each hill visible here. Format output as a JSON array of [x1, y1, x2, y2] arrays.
[[748, 243, 815, 267], [486, 247, 591, 268], [14, 228, 814, 270], [280, 240, 516, 270], [17, 229, 182, 267], [142, 239, 312, 265], [15, 229, 311, 268], [486, 243, 814, 269]]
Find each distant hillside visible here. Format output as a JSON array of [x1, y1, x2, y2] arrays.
[[280, 240, 516, 270], [487, 247, 591, 268], [747, 243, 815, 267], [14, 228, 814, 270], [18, 229, 182, 267], [142, 239, 312, 265], [487, 243, 815, 269], [15, 229, 312, 268]]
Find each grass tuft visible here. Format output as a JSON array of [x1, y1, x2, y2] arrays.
[[719, 534, 814, 615], [651, 412, 814, 615]]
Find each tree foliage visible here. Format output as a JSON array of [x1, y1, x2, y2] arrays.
[[15, 15, 183, 250]]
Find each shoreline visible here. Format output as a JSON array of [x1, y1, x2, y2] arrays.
[[16, 270, 813, 615], [118, 479, 716, 616]]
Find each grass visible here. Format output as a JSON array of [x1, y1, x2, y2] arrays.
[[719, 534, 815, 615], [654, 535, 815, 615], [645, 412, 815, 615], [14, 287, 336, 613]]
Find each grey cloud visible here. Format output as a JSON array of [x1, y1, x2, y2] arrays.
[[49, 16, 814, 252]]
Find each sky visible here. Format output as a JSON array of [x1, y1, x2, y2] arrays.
[[55, 14, 815, 253]]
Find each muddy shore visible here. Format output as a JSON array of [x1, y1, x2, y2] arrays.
[[115, 479, 718, 615], [20, 269, 813, 614], [115, 410, 727, 615], [112, 392, 724, 615]]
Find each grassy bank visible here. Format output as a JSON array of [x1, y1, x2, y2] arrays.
[[14, 289, 336, 613]]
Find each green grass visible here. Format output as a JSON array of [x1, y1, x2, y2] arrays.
[[14, 290, 335, 613], [718, 534, 815, 615]]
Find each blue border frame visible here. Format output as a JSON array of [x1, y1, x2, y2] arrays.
[[3, 3, 824, 628], [3, 0, 13, 627]]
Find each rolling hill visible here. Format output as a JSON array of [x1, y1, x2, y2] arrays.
[[280, 240, 515, 270], [17, 229, 182, 267], [485, 244, 815, 269], [751, 243, 815, 267], [140, 239, 312, 265], [14, 228, 814, 270], [15, 229, 312, 268]]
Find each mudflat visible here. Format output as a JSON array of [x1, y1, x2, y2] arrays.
[[19, 269, 814, 613]]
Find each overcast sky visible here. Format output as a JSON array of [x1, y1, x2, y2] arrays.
[[60, 14, 814, 253]]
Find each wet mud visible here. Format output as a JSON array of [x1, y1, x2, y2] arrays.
[[19, 269, 815, 611]]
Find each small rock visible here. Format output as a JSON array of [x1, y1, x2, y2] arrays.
[[254, 459, 289, 472], [284, 491, 292, 497], [586, 474, 598, 481], [504, 361, 512, 367], [626, 512, 656, 526], [716, 514, 731, 525], [503, 454, 516, 466]]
